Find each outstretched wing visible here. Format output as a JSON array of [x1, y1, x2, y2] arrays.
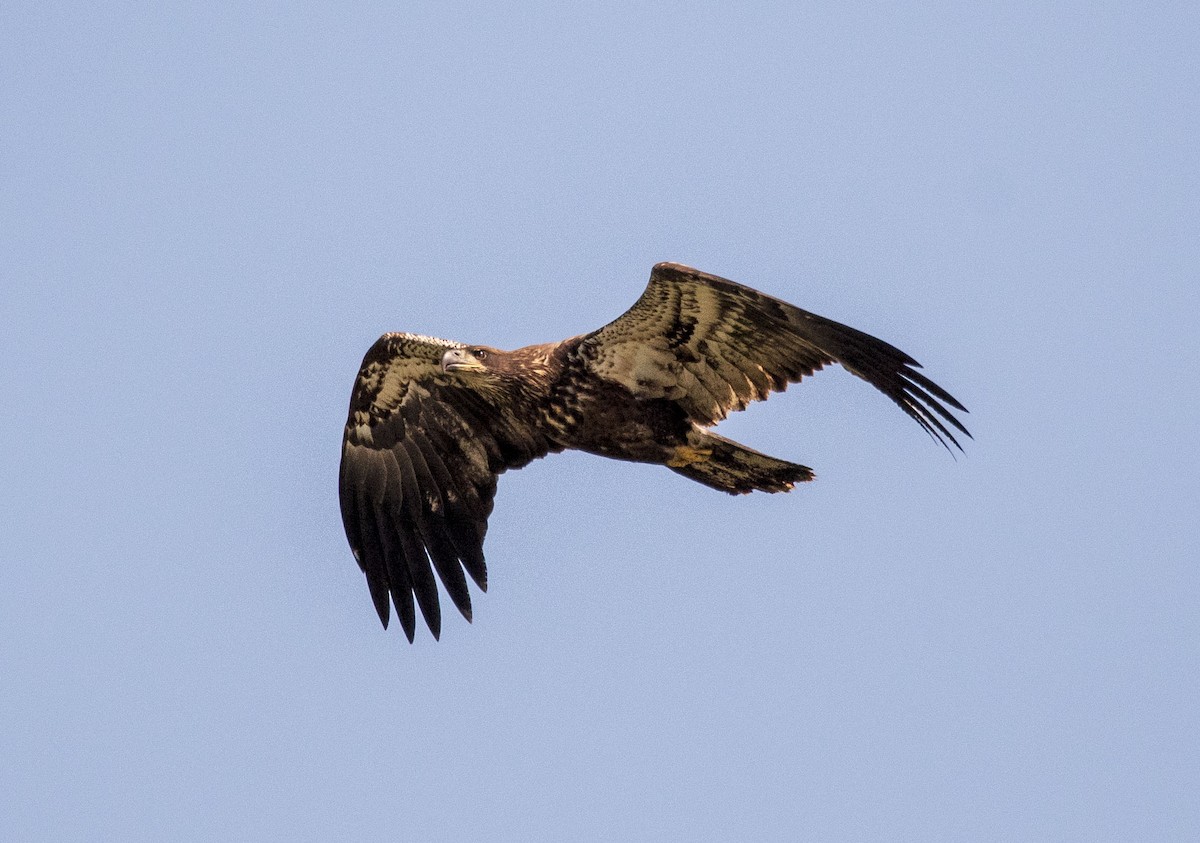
[[579, 262, 969, 448], [339, 333, 548, 641]]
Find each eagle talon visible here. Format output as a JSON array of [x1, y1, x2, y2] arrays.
[[667, 445, 713, 468]]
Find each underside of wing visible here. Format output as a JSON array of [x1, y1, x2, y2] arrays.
[[580, 262, 969, 449], [338, 333, 546, 641]]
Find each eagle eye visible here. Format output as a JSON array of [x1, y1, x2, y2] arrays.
[[472, 348, 488, 360]]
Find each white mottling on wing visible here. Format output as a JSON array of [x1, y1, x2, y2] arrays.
[[374, 368, 409, 410], [692, 284, 725, 328], [629, 345, 679, 395], [391, 332, 463, 349]]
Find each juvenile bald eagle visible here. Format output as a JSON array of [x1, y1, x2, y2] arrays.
[[339, 262, 969, 640]]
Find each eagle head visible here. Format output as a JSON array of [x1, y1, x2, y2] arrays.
[[440, 343, 556, 406]]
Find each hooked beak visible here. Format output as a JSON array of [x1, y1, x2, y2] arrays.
[[441, 348, 484, 373]]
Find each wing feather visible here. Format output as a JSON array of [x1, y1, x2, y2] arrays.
[[581, 263, 970, 448], [370, 476, 418, 642], [407, 425, 487, 588], [338, 333, 549, 640]]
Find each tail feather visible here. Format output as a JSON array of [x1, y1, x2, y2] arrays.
[[669, 430, 813, 495]]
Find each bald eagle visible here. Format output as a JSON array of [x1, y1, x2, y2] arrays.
[[339, 262, 969, 640]]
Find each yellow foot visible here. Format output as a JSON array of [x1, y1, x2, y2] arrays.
[[667, 445, 713, 468]]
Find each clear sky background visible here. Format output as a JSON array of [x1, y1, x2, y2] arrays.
[[3, 2, 1197, 840]]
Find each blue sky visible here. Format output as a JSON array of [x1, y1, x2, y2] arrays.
[[3, 2, 1197, 840]]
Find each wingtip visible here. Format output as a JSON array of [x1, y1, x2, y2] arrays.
[[373, 599, 390, 630], [460, 603, 473, 624], [400, 611, 416, 643]]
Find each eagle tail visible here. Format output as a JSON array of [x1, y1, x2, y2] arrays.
[[669, 430, 814, 495]]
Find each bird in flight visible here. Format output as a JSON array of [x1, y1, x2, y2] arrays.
[[339, 262, 969, 641]]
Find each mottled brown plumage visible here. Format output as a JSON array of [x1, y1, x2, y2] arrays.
[[339, 262, 970, 640]]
